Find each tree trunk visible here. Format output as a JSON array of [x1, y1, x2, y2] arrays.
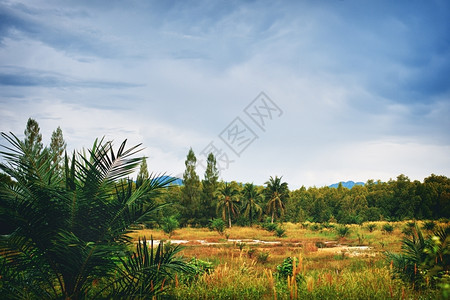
[[228, 206, 232, 228], [271, 211, 274, 223]]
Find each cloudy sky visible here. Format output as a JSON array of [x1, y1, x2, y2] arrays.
[[0, 0, 449, 189]]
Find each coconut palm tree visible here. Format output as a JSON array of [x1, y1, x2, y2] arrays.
[[265, 176, 289, 223], [0, 132, 191, 299], [241, 183, 263, 226], [216, 182, 240, 228]]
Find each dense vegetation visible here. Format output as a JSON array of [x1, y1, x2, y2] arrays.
[[158, 154, 450, 227], [1, 118, 449, 299], [0, 123, 193, 299]]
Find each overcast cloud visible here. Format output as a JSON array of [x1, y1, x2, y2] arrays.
[[0, 0, 449, 188]]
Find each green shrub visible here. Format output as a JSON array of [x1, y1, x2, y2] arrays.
[[236, 242, 245, 251], [160, 216, 179, 238], [382, 223, 394, 234], [322, 222, 335, 229], [336, 225, 351, 238], [276, 257, 305, 283], [257, 251, 269, 263], [247, 248, 257, 259], [263, 222, 279, 232], [275, 226, 286, 237], [209, 218, 226, 235], [366, 223, 377, 232], [187, 257, 214, 276], [310, 223, 320, 231]]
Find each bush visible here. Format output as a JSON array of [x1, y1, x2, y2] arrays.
[[366, 223, 377, 232], [247, 248, 257, 259], [187, 257, 214, 277], [276, 257, 305, 284], [336, 225, 351, 238], [275, 226, 286, 237], [322, 222, 335, 229], [263, 222, 279, 232], [160, 216, 179, 238], [309, 223, 320, 231], [209, 218, 226, 235], [382, 223, 394, 234], [257, 251, 269, 263]]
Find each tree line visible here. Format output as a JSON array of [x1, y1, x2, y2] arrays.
[[2, 118, 449, 232], [151, 148, 449, 228]]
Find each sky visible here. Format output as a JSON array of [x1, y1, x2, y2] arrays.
[[0, 0, 449, 189]]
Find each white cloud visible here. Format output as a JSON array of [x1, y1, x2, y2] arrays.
[[1, 0, 449, 188]]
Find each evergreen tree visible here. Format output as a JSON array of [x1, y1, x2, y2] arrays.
[[181, 148, 201, 225], [201, 153, 219, 223], [136, 157, 149, 187], [24, 117, 43, 154], [49, 126, 66, 172]]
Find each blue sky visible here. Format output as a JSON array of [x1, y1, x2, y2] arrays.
[[0, 0, 449, 188]]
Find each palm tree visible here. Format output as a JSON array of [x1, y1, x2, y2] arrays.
[[265, 176, 289, 223], [216, 182, 240, 228], [241, 183, 263, 226], [0, 133, 191, 299]]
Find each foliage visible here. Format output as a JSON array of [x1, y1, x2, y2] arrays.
[[186, 257, 214, 278], [24, 117, 43, 154], [209, 218, 226, 235], [241, 183, 263, 225], [136, 157, 149, 187], [366, 223, 377, 232], [181, 148, 201, 226], [265, 176, 289, 223], [309, 223, 321, 231], [336, 225, 351, 238], [422, 220, 436, 231], [285, 174, 450, 224], [276, 257, 305, 284], [161, 216, 179, 238], [262, 222, 279, 232], [275, 226, 286, 237], [216, 182, 240, 228], [49, 126, 66, 172], [110, 237, 194, 298], [201, 153, 219, 225], [256, 251, 270, 263], [0, 132, 190, 299], [382, 223, 394, 234], [385, 224, 449, 290]]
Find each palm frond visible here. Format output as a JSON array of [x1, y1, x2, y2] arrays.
[[106, 237, 193, 298]]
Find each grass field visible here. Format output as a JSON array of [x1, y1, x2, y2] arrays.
[[129, 221, 447, 299]]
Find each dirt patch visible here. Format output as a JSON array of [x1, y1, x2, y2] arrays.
[[318, 245, 376, 257]]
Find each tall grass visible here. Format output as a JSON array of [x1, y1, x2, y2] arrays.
[[133, 222, 445, 299]]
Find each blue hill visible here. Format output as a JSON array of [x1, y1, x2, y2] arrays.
[[329, 181, 365, 189], [153, 176, 183, 186]]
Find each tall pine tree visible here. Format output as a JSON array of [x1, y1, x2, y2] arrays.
[[49, 126, 66, 172], [181, 148, 201, 225], [201, 153, 219, 224], [136, 157, 149, 187], [24, 118, 43, 154]]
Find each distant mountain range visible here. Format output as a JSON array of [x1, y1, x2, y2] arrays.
[[329, 181, 365, 189], [157, 177, 365, 189], [154, 176, 183, 186]]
